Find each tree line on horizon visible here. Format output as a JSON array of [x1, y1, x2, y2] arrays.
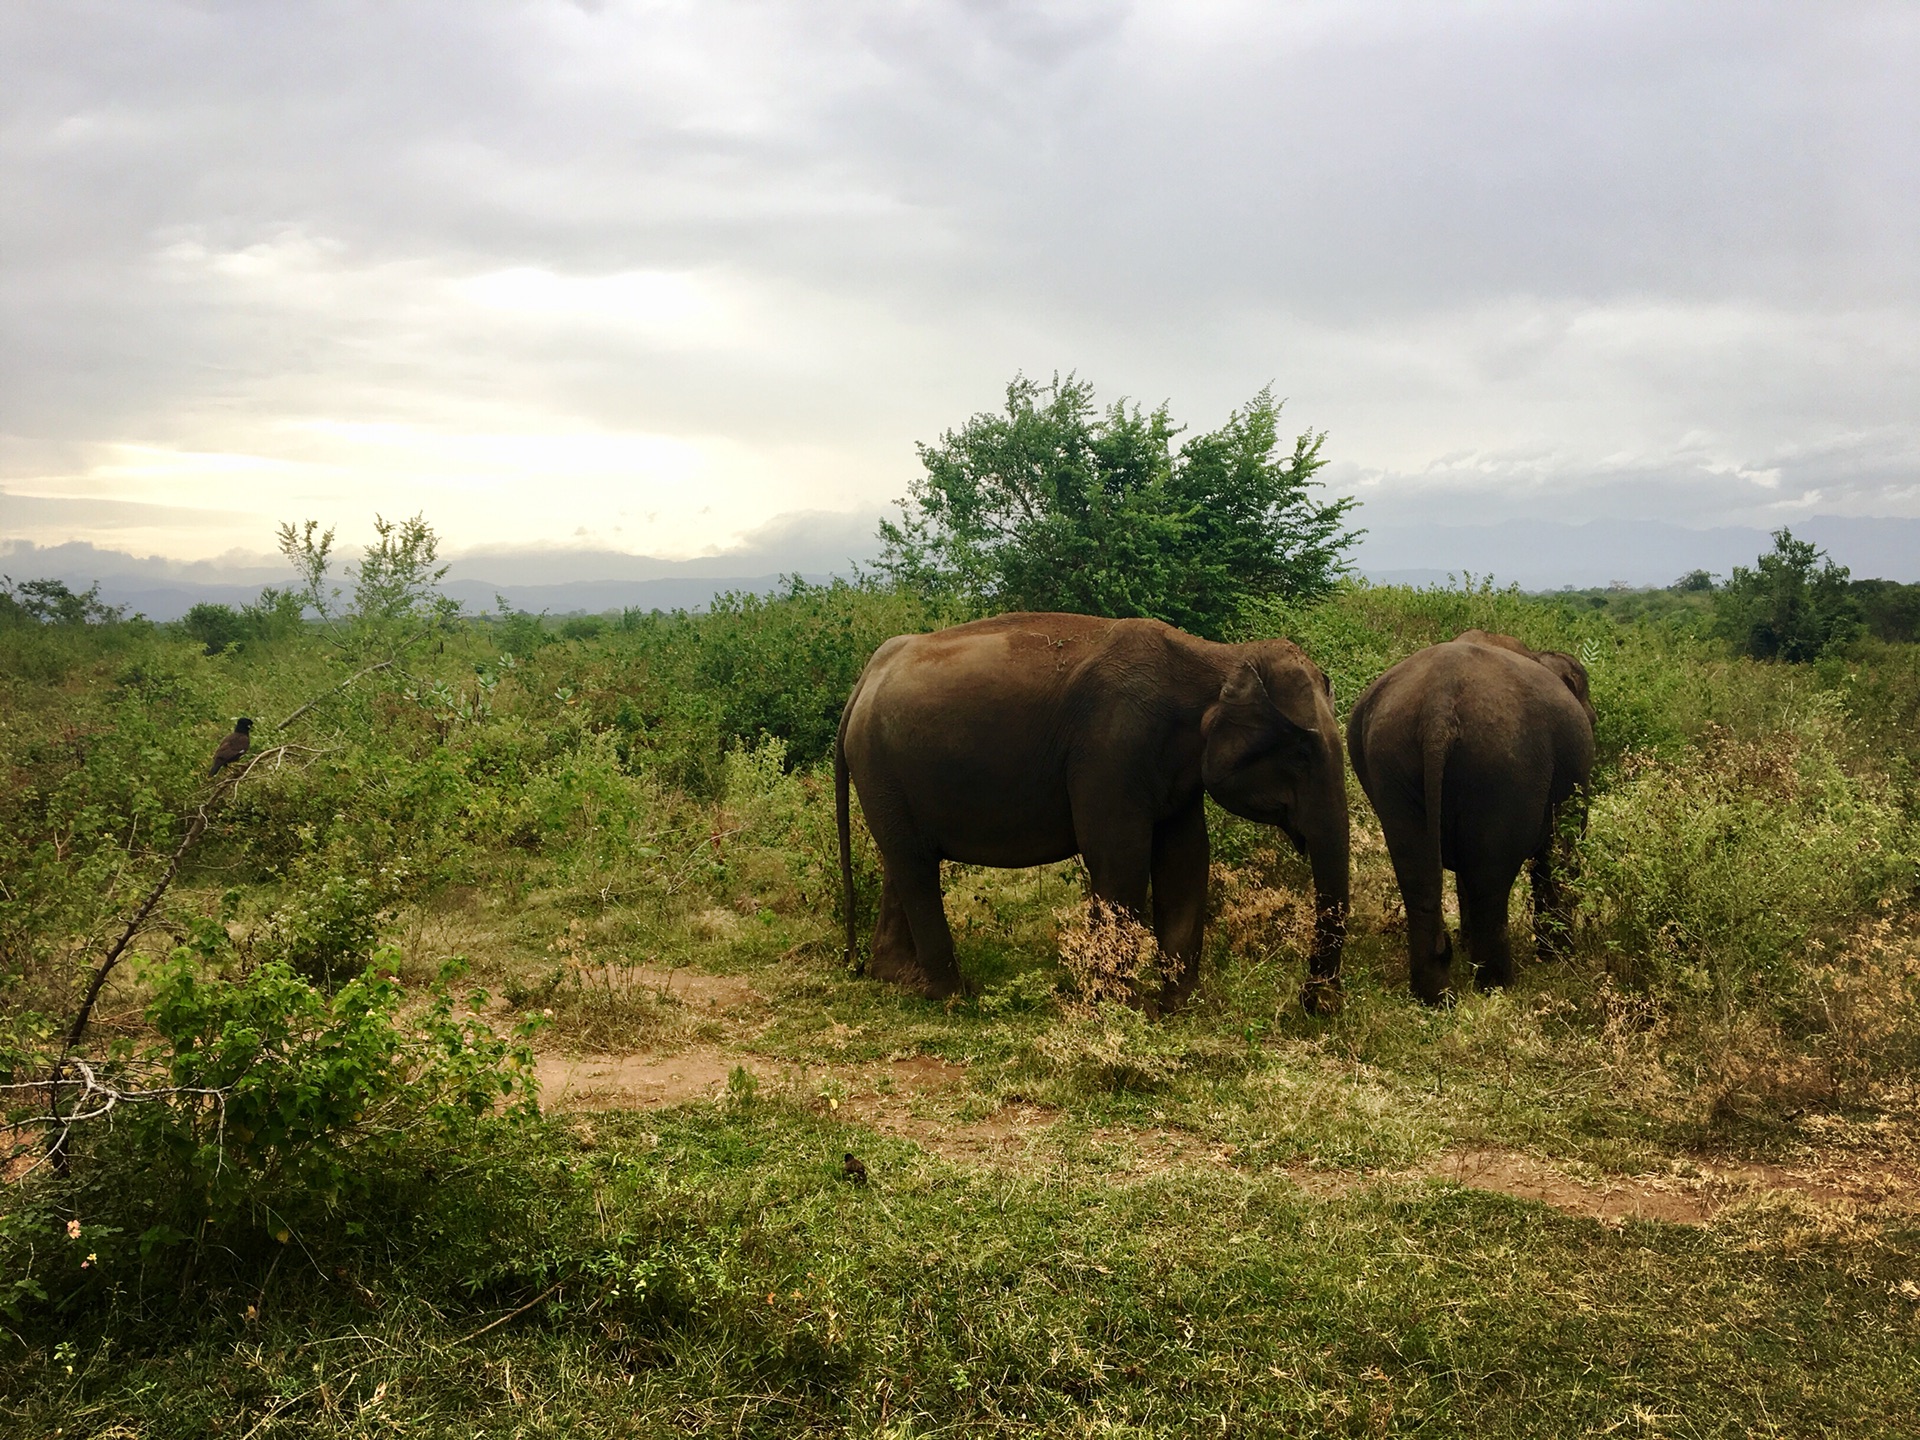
[[6, 373, 1919, 660]]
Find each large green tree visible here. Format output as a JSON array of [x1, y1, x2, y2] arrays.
[[1713, 528, 1862, 662], [875, 374, 1359, 638]]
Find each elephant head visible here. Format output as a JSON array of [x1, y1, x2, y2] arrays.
[[1199, 645, 1351, 1010], [1455, 629, 1594, 727]]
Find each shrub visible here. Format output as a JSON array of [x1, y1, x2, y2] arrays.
[[1713, 528, 1862, 662], [1576, 704, 1916, 1010], [877, 373, 1357, 638], [1, 923, 539, 1317], [178, 588, 305, 654], [1851, 579, 1920, 644]]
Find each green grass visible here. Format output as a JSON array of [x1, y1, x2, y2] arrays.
[[11, 1103, 1920, 1438]]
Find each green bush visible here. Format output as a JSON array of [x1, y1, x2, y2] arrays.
[[0, 923, 539, 1318], [1576, 702, 1916, 1008], [877, 374, 1357, 638], [177, 587, 304, 655], [1851, 579, 1920, 644], [1713, 528, 1862, 662]]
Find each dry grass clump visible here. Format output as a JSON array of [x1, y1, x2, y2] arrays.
[[1211, 863, 1319, 961], [1021, 900, 1201, 1094], [1688, 912, 1920, 1122], [1576, 910, 1920, 1129], [504, 918, 685, 1052], [1053, 898, 1175, 1009]]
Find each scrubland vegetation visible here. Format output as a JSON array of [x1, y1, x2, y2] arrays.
[[5, 533, 1920, 1436]]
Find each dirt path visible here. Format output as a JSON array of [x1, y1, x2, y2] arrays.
[[533, 986, 1920, 1227]]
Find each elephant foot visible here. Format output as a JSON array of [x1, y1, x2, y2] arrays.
[[1414, 984, 1457, 1010], [1473, 967, 1511, 994], [920, 970, 968, 1002], [1299, 975, 1344, 1017], [865, 942, 930, 991]]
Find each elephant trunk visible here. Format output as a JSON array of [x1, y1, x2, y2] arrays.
[[1300, 782, 1351, 1014]]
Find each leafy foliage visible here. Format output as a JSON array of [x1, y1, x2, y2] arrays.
[[877, 373, 1358, 638], [1713, 527, 1862, 662], [177, 587, 306, 655], [1852, 578, 1920, 644], [133, 927, 539, 1222], [0, 577, 123, 627]]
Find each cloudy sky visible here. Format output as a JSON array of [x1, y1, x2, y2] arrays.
[[3, 0, 1915, 570]]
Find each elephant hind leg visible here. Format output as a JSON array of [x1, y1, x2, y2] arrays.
[[1380, 832, 1451, 1006], [877, 855, 965, 1000], [864, 873, 920, 987], [1459, 868, 1520, 992]]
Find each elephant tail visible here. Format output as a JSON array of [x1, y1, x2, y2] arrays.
[[1420, 714, 1454, 886], [836, 697, 858, 974]]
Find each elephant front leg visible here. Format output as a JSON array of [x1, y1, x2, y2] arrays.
[[1151, 799, 1209, 1008], [1080, 821, 1157, 1007], [1531, 793, 1585, 963], [1530, 849, 1570, 962]]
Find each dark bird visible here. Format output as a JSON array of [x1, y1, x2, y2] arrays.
[[209, 717, 253, 776], [841, 1152, 868, 1186]]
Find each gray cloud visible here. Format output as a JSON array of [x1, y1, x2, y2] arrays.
[[2, 1, 1915, 565]]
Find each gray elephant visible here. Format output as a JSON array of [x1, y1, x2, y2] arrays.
[[835, 613, 1351, 1011], [1346, 629, 1595, 1005]]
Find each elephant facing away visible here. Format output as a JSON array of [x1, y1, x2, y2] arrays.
[[836, 613, 1351, 1011], [1347, 630, 1595, 1005]]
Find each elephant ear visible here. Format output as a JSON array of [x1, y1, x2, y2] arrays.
[[1208, 662, 1320, 776], [1535, 651, 1594, 716]]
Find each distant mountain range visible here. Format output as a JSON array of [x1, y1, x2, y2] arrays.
[[4, 514, 1916, 621], [1355, 515, 1920, 590]]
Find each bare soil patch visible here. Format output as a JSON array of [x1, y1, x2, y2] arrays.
[[572, 964, 765, 1013], [531, 968, 1920, 1225]]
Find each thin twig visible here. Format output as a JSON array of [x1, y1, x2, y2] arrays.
[[45, 798, 217, 1172], [272, 624, 435, 733], [447, 1282, 564, 1347]]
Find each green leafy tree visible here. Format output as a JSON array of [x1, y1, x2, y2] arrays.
[[352, 512, 455, 625], [278, 513, 459, 652], [876, 374, 1359, 638], [1851, 579, 1920, 644], [1713, 528, 1862, 662], [0, 577, 123, 626]]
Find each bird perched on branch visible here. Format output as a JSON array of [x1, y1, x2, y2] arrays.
[[841, 1152, 869, 1186], [209, 717, 253, 776]]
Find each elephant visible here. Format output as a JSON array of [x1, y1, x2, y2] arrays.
[[1346, 629, 1595, 1005], [835, 612, 1351, 1011]]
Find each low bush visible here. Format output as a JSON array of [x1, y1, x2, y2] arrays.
[[1, 921, 539, 1321], [1576, 702, 1917, 1011]]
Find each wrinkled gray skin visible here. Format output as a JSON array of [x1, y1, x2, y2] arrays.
[[1347, 630, 1595, 1005], [836, 613, 1351, 1011]]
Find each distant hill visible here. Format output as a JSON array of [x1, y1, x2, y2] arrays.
[[1354, 516, 1920, 589], [6, 513, 1917, 619]]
